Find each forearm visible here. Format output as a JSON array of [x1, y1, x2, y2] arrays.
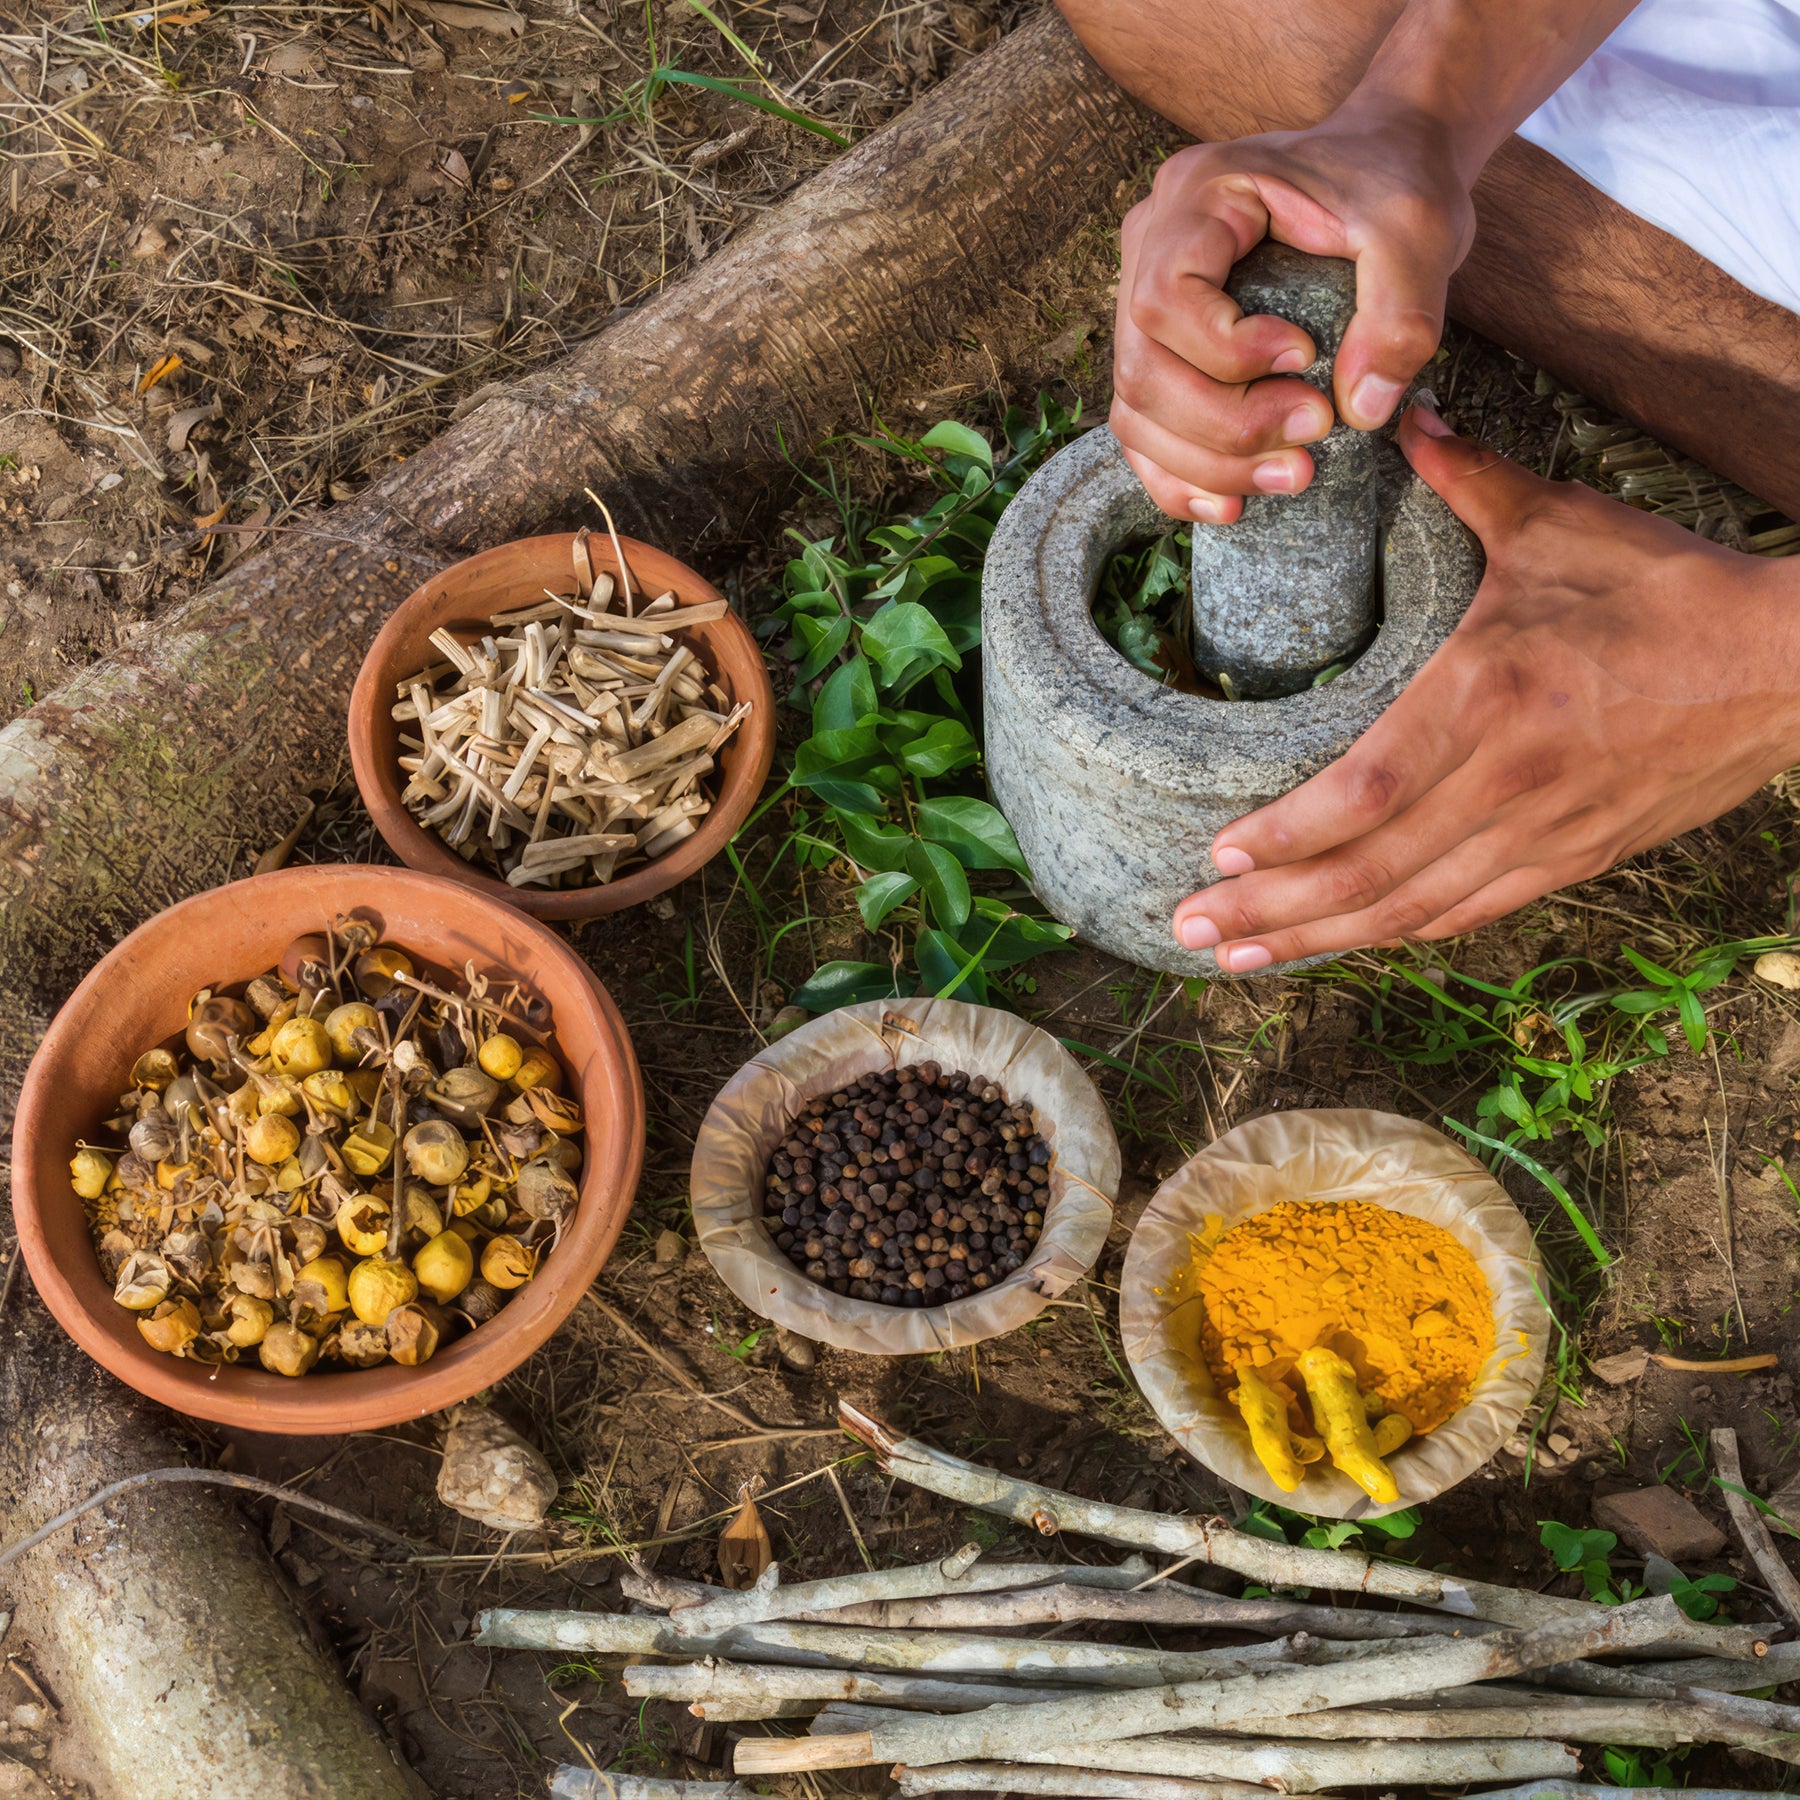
[[1343, 0, 1642, 183]]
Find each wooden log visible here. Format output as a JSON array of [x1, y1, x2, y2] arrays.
[[731, 1594, 1687, 1773], [624, 1662, 1086, 1714], [0, 1290, 427, 1800], [1712, 1428, 1800, 1629], [0, 10, 1166, 1098], [896, 1767, 1272, 1800], [549, 1774, 753, 1800]]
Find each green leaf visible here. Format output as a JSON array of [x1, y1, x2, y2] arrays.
[[905, 839, 971, 931], [861, 601, 961, 694], [918, 796, 1029, 875], [645, 65, 850, 144], [915, 927, 988, 1003], [1540, 1520, 1617, 1572], [918, 420, 993, 471], [1359, 1505, 1420, 1539], [838, 813, 912, 874], [963, 899, 1073, 970], [897, 718, 979, 779], [1610, 990, 1665, 1015], [813, 655, 877, 732], [790, 961, 906, 1012], [857, 871, 918, 931], [1620, 945, 1680, 989], [791, 611, 851, 681], [1677, 984, 1708, 1054], [1450, 1120, 1612, 1270]]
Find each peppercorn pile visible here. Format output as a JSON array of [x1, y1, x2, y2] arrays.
[[760, 1061, 1052, 1306], [71, 912, 584, 1376]]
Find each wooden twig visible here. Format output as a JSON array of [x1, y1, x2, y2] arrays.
[[896, 1769, 1270, 1800], [549, 1772, 753, 1800], [1711, 1427, 1800, 1628], [624, 1663, 1084, 1715], [0, 1466, 436, 1574], [819, 1712, 1580, 1790], [1533, 1660, 1800, 1761], [730, 1596, 1689, 1773], [1615, 1640, 1800, 1691], [838, 1401, 1764, 1654]]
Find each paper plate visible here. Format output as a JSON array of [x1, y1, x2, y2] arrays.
[[1120, 1108, 1549, 1517]]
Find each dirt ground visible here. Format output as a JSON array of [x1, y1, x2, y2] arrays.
[[8, 4, 1800, 1799]]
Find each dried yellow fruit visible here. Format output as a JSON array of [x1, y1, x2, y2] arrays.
[[70, 1146, 113, 1201], [342, 1120, 396, 1177], [404, 1119, 469, 1187], [481, 1235, 537, 1290], [138, 1297, 202, 1355], [324, 1000, 381, 1062], [414, 1230, 474, 1303], [348, 1255, 418, 1327], [511, 1046, 562, 1094], [259, 1321, 320, 1377], [294, 1255, 350, 1314], [355, 946, 413, 999], [337, 1192, 392, 1257], [244, 1112, 300, 1167], [478, 1032, 524, 1082], [225, 1294, 273, 1347], [269, 1015, 332, 1078]]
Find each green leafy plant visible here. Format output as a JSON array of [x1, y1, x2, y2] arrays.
[[1242, 1499, 1421, 1551], [712, 1312, 768, 1361], [1539, 1520, 1645, 1605], [1092, 528, 1190, 682], [769, 400, 1087, 1010], [1602, 1745, 1685, 1787]]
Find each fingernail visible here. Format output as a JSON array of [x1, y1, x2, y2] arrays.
[[1188, 495, 1228, 524], [1271, 346, 1309, 374], [1349, 374, 1404, 427], [1285, 404, 1325, 443], [1411, 404, 1454, 438], [1212, 845, 1254, 876], [1222, 944, 1274, 972], [1251, 459, 1296, 494], [1175, 913, 1222, 950]]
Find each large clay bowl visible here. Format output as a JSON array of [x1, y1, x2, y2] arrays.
[[348, 531, 776, 920], [11, 865, 644, 1434]]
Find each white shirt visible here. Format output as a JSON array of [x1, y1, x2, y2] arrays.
[[1519, 0, 1800, 314]]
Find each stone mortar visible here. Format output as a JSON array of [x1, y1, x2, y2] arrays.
[[982, 427, 1483, 976]]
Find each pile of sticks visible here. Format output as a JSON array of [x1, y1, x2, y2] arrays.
[[479, 1402, 1800, 1799]]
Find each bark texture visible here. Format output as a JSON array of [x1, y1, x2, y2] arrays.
[[0, 10, 1166, 1099], [0, 1287, 426, 1800]]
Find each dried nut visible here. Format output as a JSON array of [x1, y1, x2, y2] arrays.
[[455, 1277, 505, 1325], [294, 1254, 350, 1313], [70, 1147, 114, 1200], [138, 1297, 202, 1355], [130, 1048, 181, 1091], [162, 1228, 213, 1287], [269, 1015, 332, 1078], [225, 1293, 274, 1347], [451, 1171, 493, 1216], [477, 1033, 524, 1082], [115, 1251, 172, 1311], [342, 1120, 396, 1176], [230, 1257, 277, 1300], [302, 1070, 356, 1119], [547, 1135, 582, 1173], [386, 1301, 444, 1366], [481, 1235, 537, 1290], [260, 1320, 320, 1377], [516, 1156, 578, 1223], [128, 1109, 178, 1165], [399, 1183, 445, 1242], [245, 1112, 301, 1166], [355, 946, 414, 1000], [404, 1118, 469, 1186], [324, 1001, 381, 1061], [285, 1216, 329, 1264], [97, 1229, 136, 1282], [428, 1064, 501, 1127], [280, 933, 332, 991], [414, 1230, 474, 1303], [348, 1255, 418, 1326], [245, 974, 289, 1019], [511, 1046, 562, 1094], [337, 1192, 392, 1256], [186, 993, 257, 1063], [334, 1319, 390, 1367]]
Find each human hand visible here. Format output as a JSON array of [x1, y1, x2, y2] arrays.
[[1113, 110, 1475, 523], [1173, 407, 1800, 969]]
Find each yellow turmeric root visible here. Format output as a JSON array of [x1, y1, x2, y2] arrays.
[[1229, 1364, 1324, 1492], [1297, 1345, 1400, 1504], [1371, 1412, 1413, 1457]]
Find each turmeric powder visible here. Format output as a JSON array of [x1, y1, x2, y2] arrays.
[[1194, 1198, 1492, 1495]]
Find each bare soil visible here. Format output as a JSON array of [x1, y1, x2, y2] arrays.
[[7, 7, 1800, 1799]]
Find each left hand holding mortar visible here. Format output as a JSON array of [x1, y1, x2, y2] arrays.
[[1174, 405, 1800, 968]]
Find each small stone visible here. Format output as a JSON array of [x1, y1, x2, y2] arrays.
[[654, 1228, 686, 1264], [1547, 1432, 1573, 1456], [774, 1324, 815, 1373], [1589, 1348, 1649, 1386], [1592, 1486, 1728, 1563], [1503, 1434, 1530, 1458], [437, 1403, 557, 1532], [1643, 1552, 1685, 1594]]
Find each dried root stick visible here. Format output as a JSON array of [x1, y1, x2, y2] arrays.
[[839, 1400, 1765, 1656], [731, 1596, 1690, 1773]]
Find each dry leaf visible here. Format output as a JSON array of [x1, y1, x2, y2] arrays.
[[192, 500, 229, 533], [410, 0, 524, 36], [214, 500, 271, 573], [265, 39, 320, 75], [719, 1476, 771, 1590], [440, 145, 471, 189], [437, 1403, 558, 1531], [1756, 950, 1800, 990], [137, 352, 183, 395], [166, 397, 220, 454], [129, 220, 170, 258]]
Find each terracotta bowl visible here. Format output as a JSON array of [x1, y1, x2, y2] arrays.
[[10, 865, 645, 1434], [348, 531, 776, 920]]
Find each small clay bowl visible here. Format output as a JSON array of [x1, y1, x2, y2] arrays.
[[348, 530, 776, 921], [10, 865, 644, 1435]]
